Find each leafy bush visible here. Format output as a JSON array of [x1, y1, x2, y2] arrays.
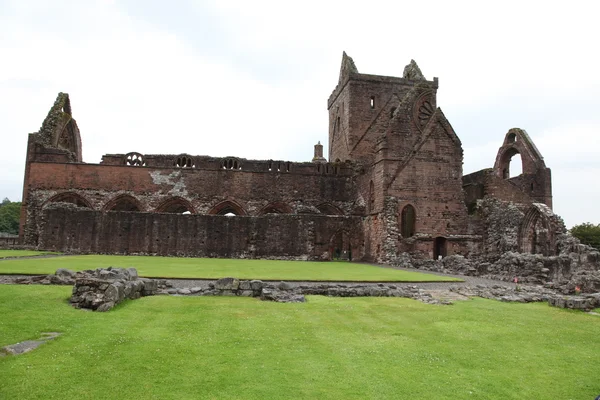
[[570, 222, 600, 250]]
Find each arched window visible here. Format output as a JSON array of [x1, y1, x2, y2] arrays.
[[104, 195, 142, 212], [500, 148, 523, 179], [208, 200, 247, 216], [258, 202, 292, 215], [400, 204, 416, 238], [316, 203, 343, 215], [174, 155, 194, 168], [222, 158, 241, 170], [155, 197, 195, 214], [46, 192, 92, 208], [124, 152, 145, 166]]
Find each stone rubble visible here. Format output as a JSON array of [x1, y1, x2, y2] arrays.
[[68, 267, 158, 311], [3, 267, 600, 311]]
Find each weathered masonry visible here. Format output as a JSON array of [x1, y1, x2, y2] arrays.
[[20, 53, 560, 262]]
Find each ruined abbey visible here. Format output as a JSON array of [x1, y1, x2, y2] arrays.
[[19, 53, 563, 263]]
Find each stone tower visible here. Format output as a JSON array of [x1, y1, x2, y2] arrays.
[[327, 53, 470, 262]]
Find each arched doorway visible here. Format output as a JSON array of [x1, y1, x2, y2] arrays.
[[433, 237, 447, 260], [329, 230, 352, 261]]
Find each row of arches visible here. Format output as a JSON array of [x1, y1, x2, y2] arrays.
[[44, 193, 344, 217]]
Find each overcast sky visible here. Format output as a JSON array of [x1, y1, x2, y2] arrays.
[[1, 0, 599, 228]]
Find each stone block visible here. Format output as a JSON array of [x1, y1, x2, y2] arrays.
[[250, 280, 264, 291], [126, 267, 138, 280], [215, 277, 240, 291], [239, 281, 251, 290]]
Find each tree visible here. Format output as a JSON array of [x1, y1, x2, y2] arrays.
[[0, 199, 21, 235], [570, 223, 600, 251]]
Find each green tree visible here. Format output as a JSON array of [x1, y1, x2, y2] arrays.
[[0, 200, 21, 235], [570, 223, 600, 251]]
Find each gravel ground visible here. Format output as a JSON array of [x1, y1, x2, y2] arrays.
[[0, 264, 513, 290], [162, 265, 512, 290]]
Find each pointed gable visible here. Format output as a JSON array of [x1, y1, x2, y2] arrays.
[[338, 51, 359, 84], [403, 59, 426, 80], [35, 92, 82, 162]]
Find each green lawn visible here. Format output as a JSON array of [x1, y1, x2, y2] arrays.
[[0, 286, 598, 399], [0, 250, 59, 258], [0, 255, 459, 282]]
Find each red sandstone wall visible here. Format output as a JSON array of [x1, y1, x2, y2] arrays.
[[25, 161, 356, 214], [38, 207, 364, 260]]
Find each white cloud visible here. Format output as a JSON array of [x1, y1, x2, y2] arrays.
[[1, 0, 599, 228]]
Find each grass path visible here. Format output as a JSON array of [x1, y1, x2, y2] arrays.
[[0, 255, 459, 282], [0, 285, 599, 399], [0, 250, 59, 259]]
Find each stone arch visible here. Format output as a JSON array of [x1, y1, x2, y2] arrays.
[[257, 202, 292, 215], [518, 205, 556, 255], [173, 154, 195, 168], [329, 230, 353, 261], [493, 128, 546, 179], [124, 152, 145, 167], [400, 204, 416, 238], [497, 147, 523, 179], [316, 203, 344, 215], [155, 197, 195, 214], [207, 200, 247, 216], [103, 194, 143, 212], [221, 158, 242, 170], [45, 192, 92, 208]]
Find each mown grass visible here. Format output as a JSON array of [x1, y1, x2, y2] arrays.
[[0, 255, 459, 282], [0, 285, 598, 399], [0, 250, 59, 258]]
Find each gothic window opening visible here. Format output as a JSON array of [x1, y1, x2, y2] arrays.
[[317, 203, 343, 215], [259, 202, 292, 215], [46, 192, 91, 208], [208, 200, 247, 216], [105, 195, 141, 212], [500, 148, 523, 179], [124, 152, 145, 167], [400, 204, 416, 238], [156, 198, 195, 214], [222, 158, 242, 170], [174, 155, 194, 168], [370, 96, 375, 109]]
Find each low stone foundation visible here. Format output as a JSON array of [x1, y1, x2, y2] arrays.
[[395, 243, 600, 295], [548, 295, 600, 311], [69, 267, 158, 311], [3, 269, 599, 311]]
